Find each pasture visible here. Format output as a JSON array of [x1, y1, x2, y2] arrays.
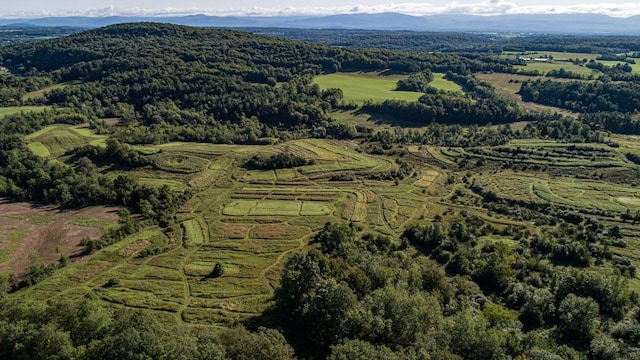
[[430, 72, 464, 92], [597, 60, 640, 74], [502, 50, 640, 76], [10, 137, 430, 325], [501, 51, 601, 61], [314, 72, 423, 104], [513, 61, 597, 76], [475, 73, 580, 115]]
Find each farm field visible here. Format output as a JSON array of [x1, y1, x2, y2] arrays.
[[597, 60, 640, 74], [501, 51, 601, 61], [0, 201, 118, 275], [430, 72, 464, 92], [23, 124, 108, 157], [0, 105, 49, 118], [513, 61, 597, 76], [10, 128, 640, 326], [7, 135, 435, 325], [313, 72, 423, 104], [475, 72, 580, 115], [5, 22, 640, 358], [502, 51, 640, 76]]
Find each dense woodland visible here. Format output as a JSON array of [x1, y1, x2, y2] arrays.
[[263, 28, 640, 54], [2, 23, 640, 359]]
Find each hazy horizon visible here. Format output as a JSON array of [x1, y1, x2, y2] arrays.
[[2, 1, 640, 19]]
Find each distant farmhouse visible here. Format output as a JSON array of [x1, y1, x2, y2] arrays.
[[516, 54, 550, 62]]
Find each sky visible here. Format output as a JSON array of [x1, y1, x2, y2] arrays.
[[2, 0, 640, 18]]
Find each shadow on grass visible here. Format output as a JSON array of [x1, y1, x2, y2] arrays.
[[353, 109, 428, 129]]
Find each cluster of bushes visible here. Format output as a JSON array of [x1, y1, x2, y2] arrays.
[[0, 297, 294, 360], [395, 70, 434, 92], [73, 138, 153, 168], [245, 150, 313, 170]]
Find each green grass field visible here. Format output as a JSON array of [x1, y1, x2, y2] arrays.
[[0, 106, 49, 118], [137, 178, 188, 190], [503, 51, 640, 76], [514, 61, 597, 76], [154, 154, 210, 174], [597, 60, 640, 74], [314, 72, 423, 104], [26, 142, 51, 157], [183, 218, 208, 245], [502, 51, 601, 61], [22, 124, 109, 158], [430, 72, 464, 92]]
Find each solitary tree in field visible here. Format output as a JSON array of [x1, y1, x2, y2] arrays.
[[210, 263, 224, 278]]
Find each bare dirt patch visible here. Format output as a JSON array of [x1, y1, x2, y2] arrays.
[[0, 199, 118, 276]]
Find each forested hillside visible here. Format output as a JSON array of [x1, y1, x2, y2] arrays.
[[1, 23, 640, 360]]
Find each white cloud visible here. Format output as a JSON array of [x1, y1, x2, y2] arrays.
[[1, 2, 640, 19]]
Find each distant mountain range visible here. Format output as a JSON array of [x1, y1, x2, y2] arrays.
[[0, 13, 639, 35]]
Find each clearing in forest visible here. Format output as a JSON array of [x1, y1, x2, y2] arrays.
[[0, 106, 49, 118], [314, 72, 422, 104]]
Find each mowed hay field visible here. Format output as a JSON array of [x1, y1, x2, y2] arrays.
[[314, 72, 462, 104], [501, 51, 602, 61], [514, 61, 597, 76], [502, 51, 640, 76], [597, 60, 640, 74], [314, 72, 422, 103], [430, 72, 464, 92]]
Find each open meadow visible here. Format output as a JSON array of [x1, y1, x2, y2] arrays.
[[313, 72, 422, 104], [313, 71, 462, 105]]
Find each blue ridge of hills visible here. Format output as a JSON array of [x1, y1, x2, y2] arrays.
[[0, 13, 638, 34]]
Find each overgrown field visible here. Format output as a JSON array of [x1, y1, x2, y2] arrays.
[[8, 136, 428, 325], [8, 123, 640, 327]]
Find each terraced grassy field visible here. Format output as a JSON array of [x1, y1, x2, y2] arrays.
[[12, 137, 433, 325], [10, 127, 640, 328], [24, 124, 108, 157]]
